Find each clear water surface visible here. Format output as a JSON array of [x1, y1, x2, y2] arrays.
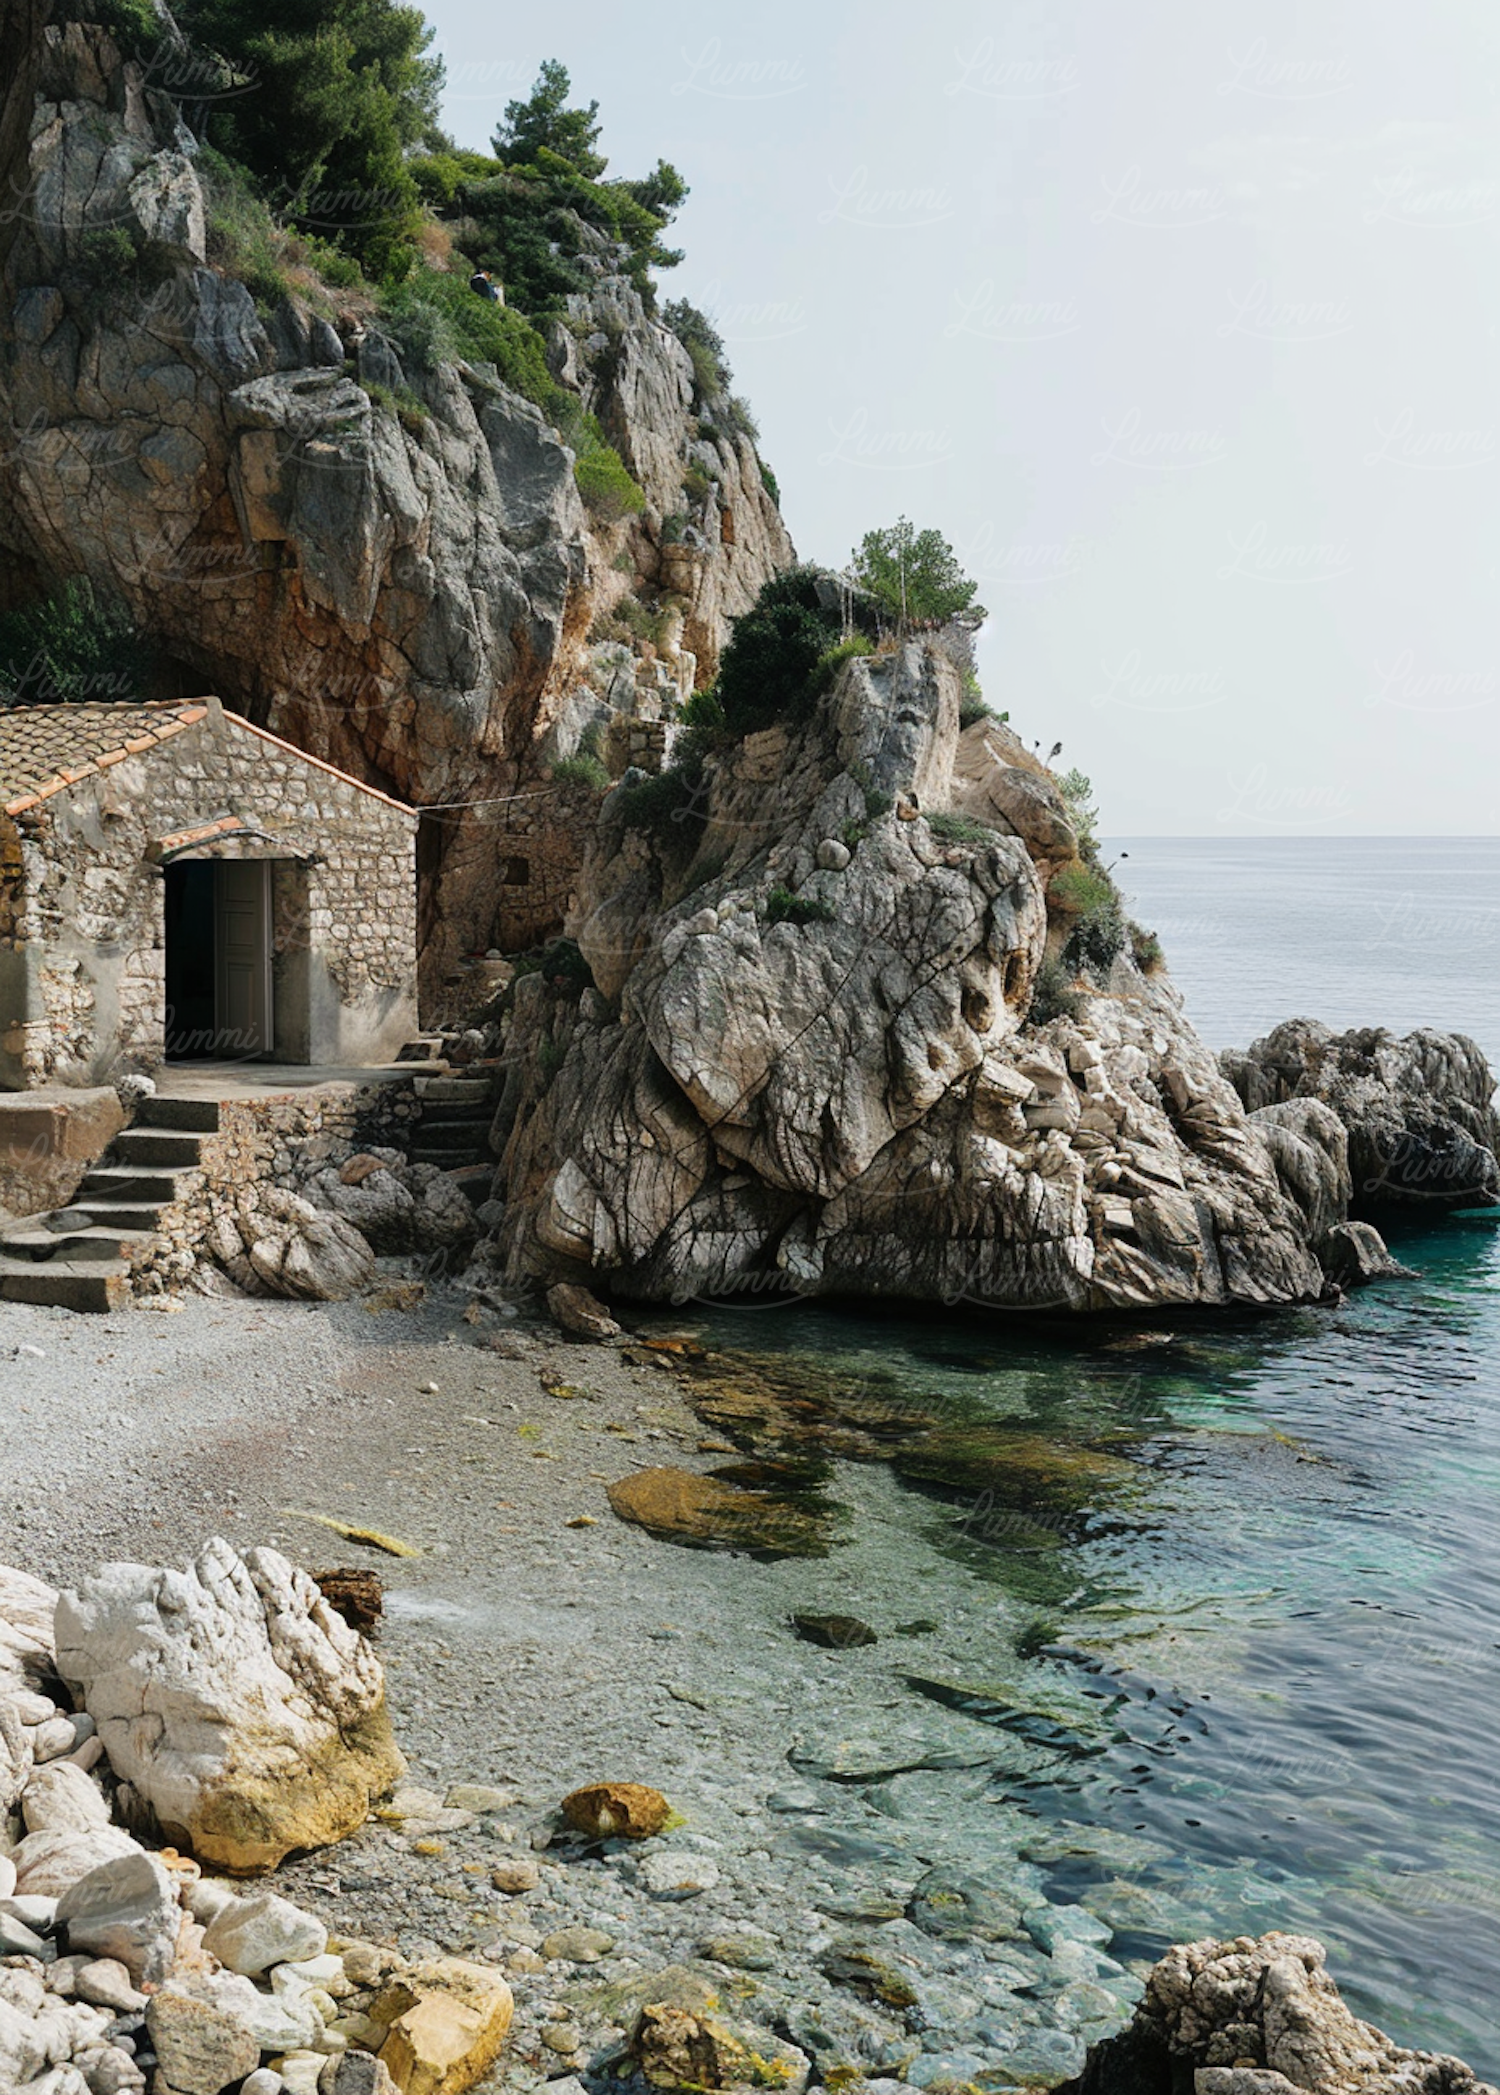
[[689, 838, 1500, 2071]]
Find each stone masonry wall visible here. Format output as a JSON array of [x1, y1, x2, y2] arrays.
[[3, 703, 417, 1085], [131, 1077, 417, 1293]]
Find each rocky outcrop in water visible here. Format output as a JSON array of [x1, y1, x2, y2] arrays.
[[0, 7, 792, 991], [1223, 1021, 1500, 1212], [1066, 1932, 1497, 2095], [487, 643, 1365, 1314]]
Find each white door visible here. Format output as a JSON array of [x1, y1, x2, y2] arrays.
[[215, 861, 272, 1058]]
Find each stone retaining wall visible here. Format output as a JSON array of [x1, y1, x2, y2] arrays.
[[131, 1079, 418, 1293]]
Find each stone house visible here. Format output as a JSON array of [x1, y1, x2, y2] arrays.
[[0, 698, 418, 1088]]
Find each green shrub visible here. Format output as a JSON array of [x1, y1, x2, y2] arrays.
[[68, 223, 180, 320], [0, 578, 152, 708], [663, 300, 732, 398], [926, 810, 997, 846], [614, 763, 707, 856], [809, 634, 875, 696], [766, 887, 836, 927], [682, 463, 714, 504], [681, 686, 726, 734], [359, 378, 429, 434], [1050, 862, 1126, 976], [1029, 958, 1084, 1025], [1055, 767, 1100, 855], [759, 459, 781, 508], [841, 816, 868, 850], [76, 227, 138, 277], [1129, 920, 1165, 973], [716, 568, 843, 737], [1048, 861, 1113, 916], [661, 511, 690, 544], [379, 268, 560, 411], [572, 421, 645, 519], [684, 337, 721, 398], [200, 146, 297, 307], [97, 0, 162, 51], [551, 752, 611, 790]]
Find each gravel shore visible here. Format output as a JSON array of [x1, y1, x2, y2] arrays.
[[0, 1283, 1149, 2091]]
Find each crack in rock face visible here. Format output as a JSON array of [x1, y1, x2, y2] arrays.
[[495, 643, 1367, 1316]]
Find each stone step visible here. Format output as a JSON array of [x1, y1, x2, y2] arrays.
[[412, 1075, 493, 1103], [0, 1258, 130, 1313], [408, 1145, 487, 1169], [0, 1224, 153, 1264], [110, 1128, 206, 1167], [415, 1103, 493, 1128], [140, 1096, 221, 1133], [69, 1199, 166, 1232], [408, 1121, 488, 1152], [78, 1165, 196, 1204]]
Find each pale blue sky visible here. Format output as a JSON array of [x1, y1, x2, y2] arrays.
[[424, 0, 1499, 834]]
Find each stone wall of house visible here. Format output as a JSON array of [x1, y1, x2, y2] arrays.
[[1, 703, 418, 1087], [130, 1077, 418, 1293], [426, 778, 602, 1023]]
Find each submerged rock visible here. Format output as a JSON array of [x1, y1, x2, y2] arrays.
[[561, 1782, 672, 1841], [606, 1465, 836, 1558], [628, 2001, 810, 2095], [1064, 1932, 1498, 2095], [893, 1425, 1135, 1509], [791, 1612, 878, 1649]]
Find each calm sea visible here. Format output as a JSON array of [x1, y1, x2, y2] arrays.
[[691, 837, 1500, 2072], [1106, 836, 1500, 1069]]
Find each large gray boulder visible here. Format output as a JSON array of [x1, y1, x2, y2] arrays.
[[204, 1189, 375, 1300], [1065, 1932, 1497, 2095], [495, 644, 1329, 1313], [1224, 1020, 1500, 1211]]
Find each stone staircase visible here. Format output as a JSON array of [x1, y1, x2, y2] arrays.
[[0, 1096, 218, 1313], [407, 1067, 499, 1202]]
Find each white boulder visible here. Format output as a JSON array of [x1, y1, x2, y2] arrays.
[[54, 1539, 404, 1871]]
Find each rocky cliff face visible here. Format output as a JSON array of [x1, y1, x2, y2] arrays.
[[0, 8, 793, 994], [486, 643, 1382, 1315]]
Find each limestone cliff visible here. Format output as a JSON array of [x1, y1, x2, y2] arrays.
[[487, 642, 1369, 1314], [0, 6, 793, 996]]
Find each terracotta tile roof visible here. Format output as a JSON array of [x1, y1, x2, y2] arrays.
[[0, 702, 209, 817], [0, 699, 417, 822]]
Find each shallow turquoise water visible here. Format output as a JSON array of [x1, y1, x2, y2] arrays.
[[693, 1216, 1500, 2068], [685, 837, 1500, 2068]]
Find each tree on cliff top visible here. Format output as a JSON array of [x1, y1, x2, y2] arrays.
[[493, 58, 606, 178], [851, 520, 986, 631], [177, 0, 444, 274], [415, 61, 687, 312]]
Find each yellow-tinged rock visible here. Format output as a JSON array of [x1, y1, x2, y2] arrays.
[[561, 1780, 671, 1840], [378, 1958, 513, 2095]]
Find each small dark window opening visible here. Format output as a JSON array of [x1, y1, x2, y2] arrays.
[[501, 856, 531, 886]]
